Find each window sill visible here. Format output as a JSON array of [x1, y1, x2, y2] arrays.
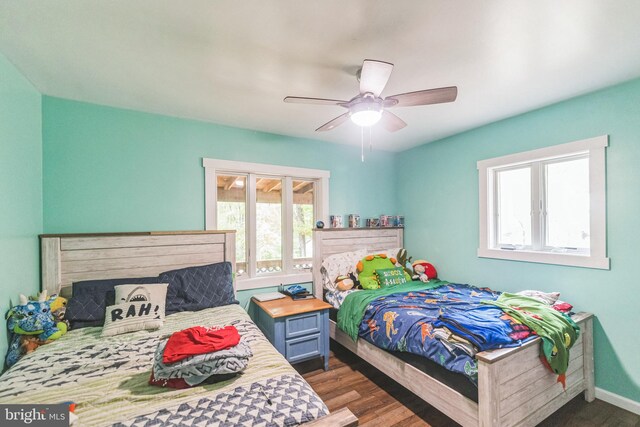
[[477, 248, 610, 270], [236, 272, 312, 291]]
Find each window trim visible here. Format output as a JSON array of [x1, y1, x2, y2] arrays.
[[477, 135, 609, 269], [203, 158, 330, 289]]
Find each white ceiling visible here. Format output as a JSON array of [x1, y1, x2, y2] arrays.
[[2, 1, 640, 152]]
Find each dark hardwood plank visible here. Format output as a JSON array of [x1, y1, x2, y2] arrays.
[[296, 342, 639, 427]]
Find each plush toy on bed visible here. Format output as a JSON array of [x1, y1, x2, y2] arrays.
[[396, 248, 414, 278], [334, 275, 354, 291], [5, 291, 68, 367], [411, 260, 438, 283], [357, 254, 412, 290], [47, 294, 70, 329]]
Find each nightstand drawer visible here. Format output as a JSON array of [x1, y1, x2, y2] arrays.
[[285, 311, 321, 339], [286, 333, 321, 363]]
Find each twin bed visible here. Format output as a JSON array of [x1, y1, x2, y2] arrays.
[[0, 231, 356, 427], [312, 227, 595, 427]]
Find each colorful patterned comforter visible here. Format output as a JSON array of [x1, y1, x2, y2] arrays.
[[343, 281, 535, 384], [0, 305, 328, 426]]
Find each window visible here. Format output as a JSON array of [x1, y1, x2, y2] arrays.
[[204, 158, 329, 289], [478, 135, 609, 269]]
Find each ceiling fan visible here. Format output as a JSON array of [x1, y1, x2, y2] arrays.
[[284, 59, 458, 132]]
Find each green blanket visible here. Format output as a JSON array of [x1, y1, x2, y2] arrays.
[[485, 293, 579, 384], [337, 279, 446, 341]]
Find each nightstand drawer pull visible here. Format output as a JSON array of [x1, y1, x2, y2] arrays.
[[285, 312, 321, 339], [286, 333, 321, 363]]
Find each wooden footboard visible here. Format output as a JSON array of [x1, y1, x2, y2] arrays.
[[476, 312, 594, 427], [330, 312, 594, 427]]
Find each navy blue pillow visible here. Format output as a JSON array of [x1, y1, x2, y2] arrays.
[[66, 276, 161, 328], [159, 262, 238, 314]]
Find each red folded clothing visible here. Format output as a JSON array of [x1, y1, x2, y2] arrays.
[[149, 368, 191, 389], [163, 325, 241, 364]]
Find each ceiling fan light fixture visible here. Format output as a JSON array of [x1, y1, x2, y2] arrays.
[[350, 110, 382, 127], [349, 98, 383, 127]]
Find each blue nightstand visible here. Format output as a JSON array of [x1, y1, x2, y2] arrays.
[[251, 296, 331, 371]]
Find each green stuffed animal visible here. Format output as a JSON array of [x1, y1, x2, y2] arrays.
[[356, 254, 412, 290], [396, 248, 414, 278]]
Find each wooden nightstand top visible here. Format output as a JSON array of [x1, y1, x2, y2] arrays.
[[252, 295, 332, 318]]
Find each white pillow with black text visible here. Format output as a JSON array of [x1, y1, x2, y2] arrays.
[[101, 283, 168, 337]]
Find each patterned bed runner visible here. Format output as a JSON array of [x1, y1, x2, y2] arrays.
[[115, 374, 327, 427]]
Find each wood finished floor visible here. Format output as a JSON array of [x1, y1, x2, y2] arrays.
[[296, 342, 640, 427]]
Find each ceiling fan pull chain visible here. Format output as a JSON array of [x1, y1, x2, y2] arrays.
[[361, 126, 365, 162], [369, 127, 373, 152]]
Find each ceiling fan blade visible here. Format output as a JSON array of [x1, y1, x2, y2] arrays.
[[384, 86, 458, 108], [284, 96, 349, 106], [316, 112, 351, 132], [380, 111, 407, 132], [359, 59, 394, 97]]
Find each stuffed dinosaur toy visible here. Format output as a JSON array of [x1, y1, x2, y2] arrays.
[[5, 290, 68, 367], [356, 254, 412, 290], [396, 248, 414, 278]]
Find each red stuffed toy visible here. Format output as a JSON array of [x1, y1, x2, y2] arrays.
[[411, 260, 437, 282]]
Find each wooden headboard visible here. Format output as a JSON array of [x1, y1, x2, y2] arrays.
[[40, 230, 236, 298], [312, 227, 404, 299]]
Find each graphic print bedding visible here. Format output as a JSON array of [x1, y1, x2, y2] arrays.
[[338, 280, 540, 384], [0, 305, 328, 426]]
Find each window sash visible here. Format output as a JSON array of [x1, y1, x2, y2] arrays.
[[477, 135, 609, 269], [226, 173, 313, 278], [493, 164, 534, 250], [541, 154, 590, 252], [492, 153, 590, 252], [203, 158, 329, 288]]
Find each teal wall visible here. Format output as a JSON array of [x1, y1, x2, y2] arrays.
[[42, 97, 399, 233], [0, 54, 43, 358], [396, 78, 640, 402]]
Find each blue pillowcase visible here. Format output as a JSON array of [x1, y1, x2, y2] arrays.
[[159, 262, 238, 314], [66, 276, 162, 328]]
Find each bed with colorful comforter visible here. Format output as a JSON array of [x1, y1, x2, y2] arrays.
[[337, 280, 542, 385], [0, 304, 328, 426]]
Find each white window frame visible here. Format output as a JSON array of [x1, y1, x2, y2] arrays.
[[203, 158, 330, 289], [477, 135, 609, 269]]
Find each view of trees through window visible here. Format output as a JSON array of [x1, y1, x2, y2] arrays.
[[256, 177, 282, 273], [216, 174, 314, 277], [293, 180, 314, 270], [216, 175, 247, 275]]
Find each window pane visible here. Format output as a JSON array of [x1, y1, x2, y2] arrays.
[[545, 157, 590, 249], [293, 180, 314, 271], [216, 175, 247, 276], [496, 167, 531, 246], [256, 177, 282, 274]]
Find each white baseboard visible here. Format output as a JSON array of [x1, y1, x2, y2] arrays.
[[595, 387, 640, 415]]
